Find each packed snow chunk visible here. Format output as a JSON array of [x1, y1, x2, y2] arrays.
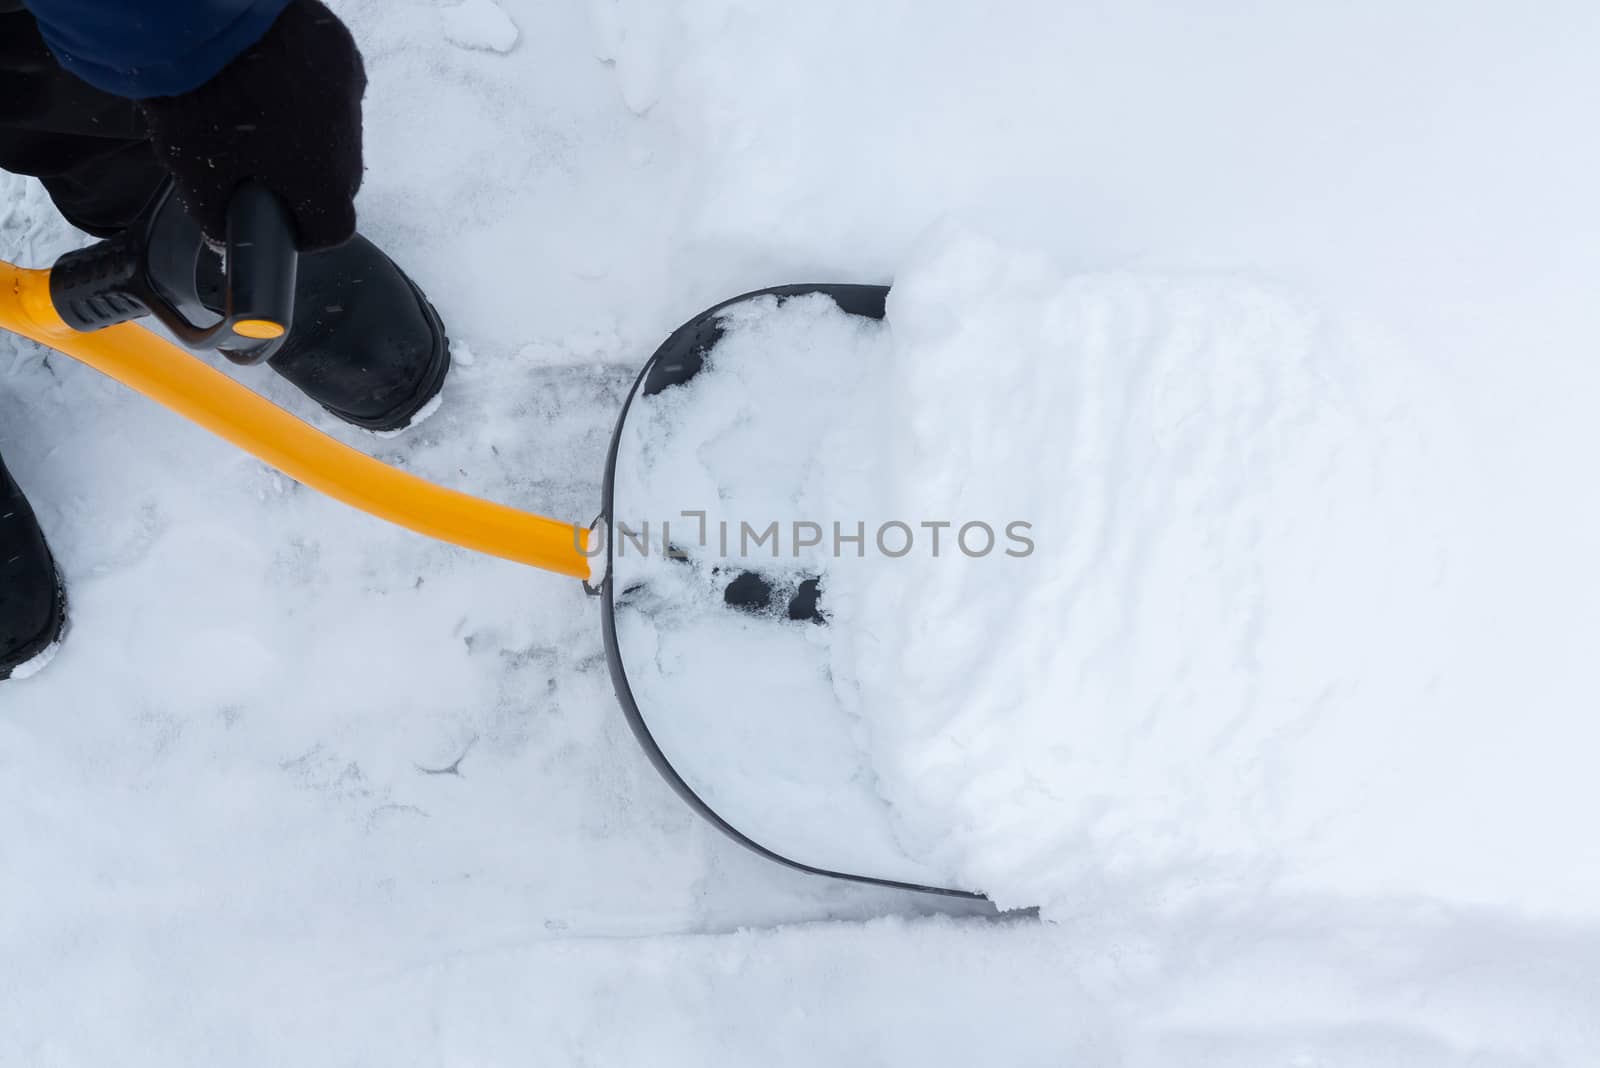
[[440, 0, 520, 54], [832, 234, 1466, 913], [370, 392, 444, 439], [609, 296, 948, 887], [613, 228, 1475, 914], [6, 636, 63, 682]]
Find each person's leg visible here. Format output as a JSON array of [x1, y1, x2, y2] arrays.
[[0, 8, 168, 234], [1, 5, 450, 433]]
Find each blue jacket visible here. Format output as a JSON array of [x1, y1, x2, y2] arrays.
[[22, 0, 291, 98]]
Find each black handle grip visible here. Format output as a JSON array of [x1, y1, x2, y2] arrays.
[[47, 229, 151, 330], [50, 181, 299, 365]]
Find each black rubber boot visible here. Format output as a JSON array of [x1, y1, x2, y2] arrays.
[[1, 451, 67, 682], [262, 234, 451, 432]]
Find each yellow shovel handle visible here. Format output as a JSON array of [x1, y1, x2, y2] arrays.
[[2, 261, 593, 580]]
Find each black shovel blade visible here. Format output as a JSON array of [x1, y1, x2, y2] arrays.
[[598, 284, 983, 900]]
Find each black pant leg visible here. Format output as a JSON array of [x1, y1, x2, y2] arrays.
[[0, 9, 167, 235]]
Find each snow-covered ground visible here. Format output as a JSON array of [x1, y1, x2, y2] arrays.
[[4, 0, 1600, 1063]]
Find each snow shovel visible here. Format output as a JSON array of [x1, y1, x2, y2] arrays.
[[0, 186, 983, 902]]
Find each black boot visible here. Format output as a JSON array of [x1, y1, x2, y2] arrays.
[[265, 234, 452, 432], [1, 451, 67, 682], [197, 231, 451, 432]]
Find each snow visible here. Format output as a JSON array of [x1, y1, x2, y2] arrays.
[[611, 292, 951, 887], [837, 242, 1470, 915], [4, 0, 1600, 1063], [608, 232, 1552, 919], [370, 390, 444, 438], [439, 0, 520, 54]]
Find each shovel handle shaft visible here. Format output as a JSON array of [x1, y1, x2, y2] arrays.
[[3, 261, 593, 580]]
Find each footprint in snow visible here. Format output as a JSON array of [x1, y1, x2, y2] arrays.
[[440, 0, 519, 54]]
